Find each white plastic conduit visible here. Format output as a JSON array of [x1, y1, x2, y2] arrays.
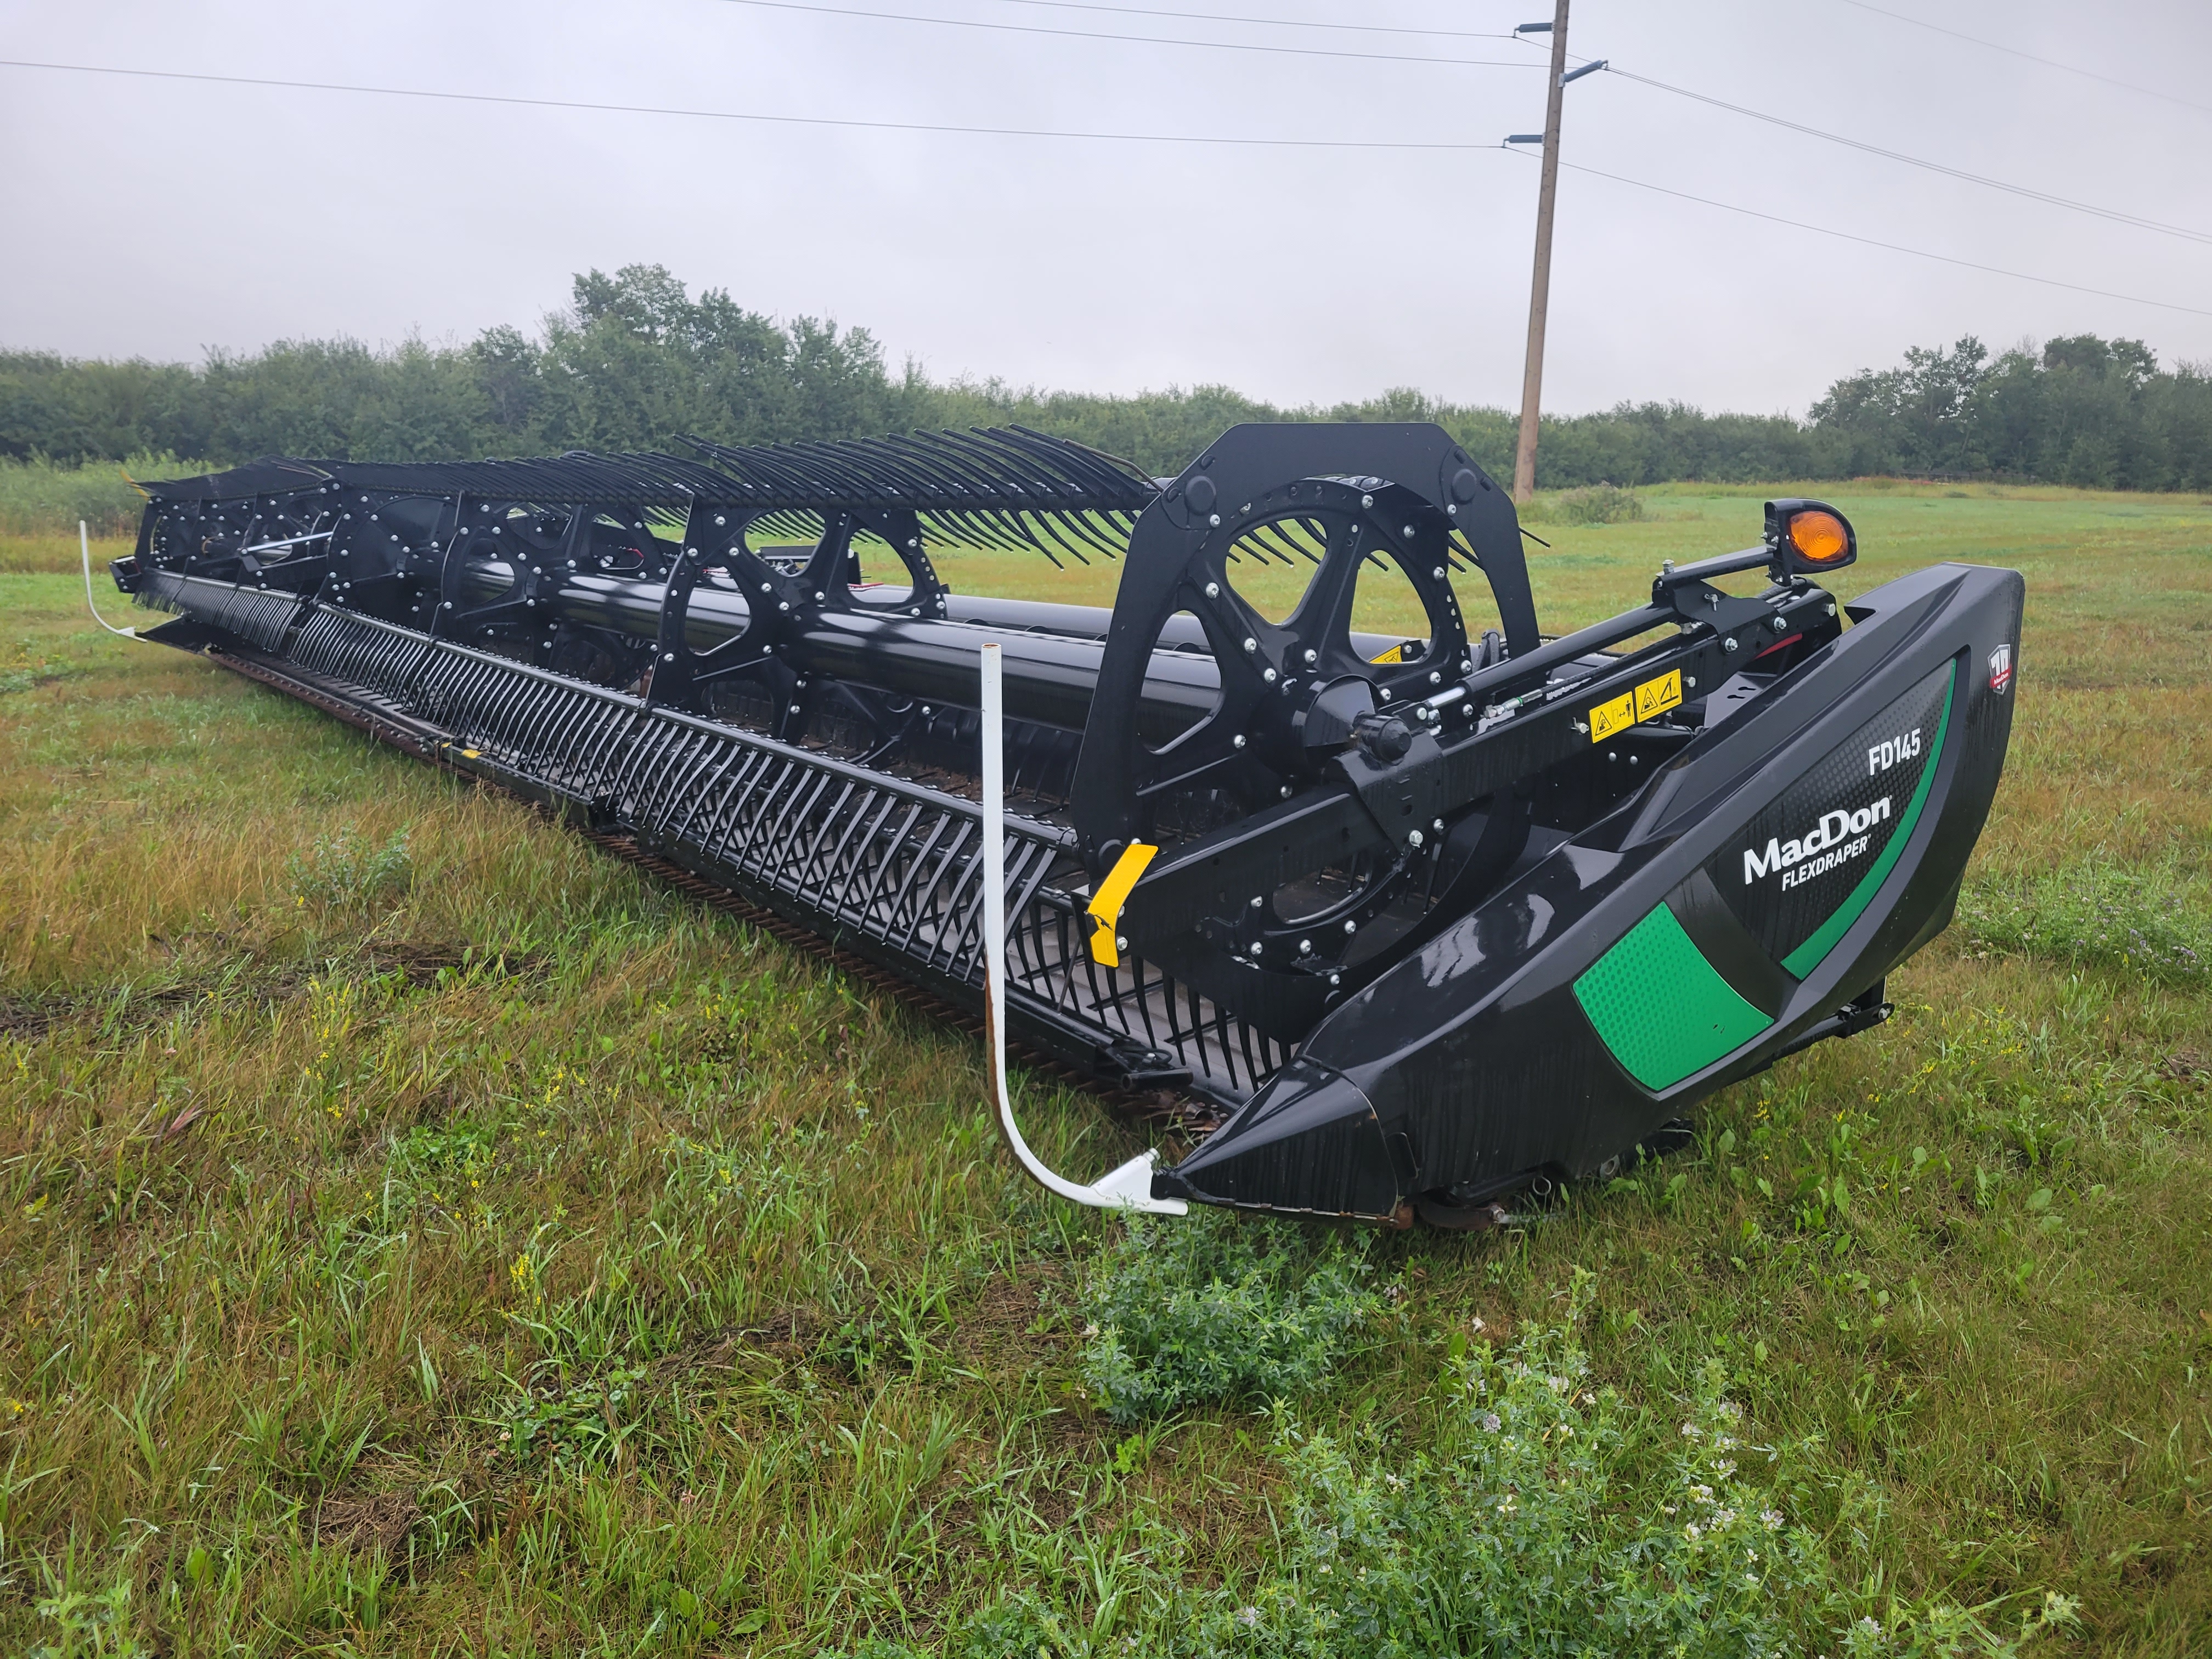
[[80, 521, 142, 640], [979, 641, 1186, 1215]]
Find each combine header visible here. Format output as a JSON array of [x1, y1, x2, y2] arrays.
[[105, 425, 2021, 1227]]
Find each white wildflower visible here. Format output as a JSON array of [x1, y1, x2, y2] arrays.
[[1760, 1508, 1785, 1531], [1482, 1413, 1502, 1433], [1237, 1607, 1260, 1629], [1685, 1523, 1701, 1540]]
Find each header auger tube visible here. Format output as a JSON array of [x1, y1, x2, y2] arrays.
[[110, 424, 2022, 1224]]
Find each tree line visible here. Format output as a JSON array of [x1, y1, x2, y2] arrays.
[[6, 263, 2209, 490]]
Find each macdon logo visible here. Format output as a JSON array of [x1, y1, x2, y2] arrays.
[[1868, 727, 1922, 777], [1743, 797, 1892, 889]]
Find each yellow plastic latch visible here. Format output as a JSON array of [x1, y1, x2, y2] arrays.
[[1086, 842, 1159, 968]]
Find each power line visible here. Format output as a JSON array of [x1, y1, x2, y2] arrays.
[[708, 0, 1539, 70], [9, 55, 2207, 321], [1609, 67, 2212, 247], [732, 1, 2212, 250], [986, 0, 1522, 44], [0, 58, 1514, 150], [1835, 0, 2212, 117], [1537, 153, 2212, 320]]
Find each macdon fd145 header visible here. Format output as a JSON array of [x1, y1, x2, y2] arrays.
[[106, 422, 2022, 1229]]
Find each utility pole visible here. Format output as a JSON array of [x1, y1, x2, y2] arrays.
[[1513, 0, 1572, 506]]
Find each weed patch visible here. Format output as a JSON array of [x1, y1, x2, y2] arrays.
[[1078, 1207, 1382, 1423], [287, 823, 414, 908], [1193, 1275, 2079, 1658], [1958, 854, 2209, 980]]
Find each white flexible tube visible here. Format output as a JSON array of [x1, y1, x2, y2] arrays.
[[80, 521, 140, 640], [980, 642, 1186, 1214]]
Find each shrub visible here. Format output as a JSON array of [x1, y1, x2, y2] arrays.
[[1525, 482, 1646, 526], [286, 825, 414, 908], [1077, 1206, 1381, 1423], [1958, 855, 2208, 981]]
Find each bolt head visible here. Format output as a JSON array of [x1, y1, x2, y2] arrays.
[[1249, 941, 1263, 956], [663, 652, 675, 662], [1408, 830, 1425, 848], [1262, 668, 1277, 683], [1208, 513, 1221, 527], [1242, 637, 1256, 652], [1205, 582, 1221, 599], [1343, 919, 1357, 934], [1299, 939, 1313, 954], [1361, 494, 1373, 508], [1115, 935, 1128, 952], [1232, 733, 1247, 749], [1723, 637, 1739, 652], [1303, 648, 1317, 665]]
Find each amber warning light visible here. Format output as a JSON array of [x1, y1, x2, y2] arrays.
[[1765, 498, 1857, 575]]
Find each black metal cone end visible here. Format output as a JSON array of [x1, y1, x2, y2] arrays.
[[1152, 1056, 1409, 1223]]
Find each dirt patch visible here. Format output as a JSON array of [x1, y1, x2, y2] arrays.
[[952, 1263, 1071, 1373], [312, 1490, 421, 1553], [2158, 1048, 2205, 1082], [0, 940, 547, 1044]]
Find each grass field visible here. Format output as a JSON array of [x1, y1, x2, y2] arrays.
[[1, 481, 2208, 1656]]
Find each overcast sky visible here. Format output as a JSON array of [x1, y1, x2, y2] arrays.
[[3, 0, 2208, 415]]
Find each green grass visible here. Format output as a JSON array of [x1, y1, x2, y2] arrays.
[[0, 481, 2208, 1655]]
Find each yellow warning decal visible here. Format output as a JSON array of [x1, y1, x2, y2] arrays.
[[1590, 669, 1684, 743], [1368, 642, 1407, 664], [1588, 692, 1635, 744], [1086, 842, 1159, 968], [1634, 669, 1682, 723]]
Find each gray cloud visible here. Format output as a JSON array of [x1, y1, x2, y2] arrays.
[[3, 0, 2207, 414]]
